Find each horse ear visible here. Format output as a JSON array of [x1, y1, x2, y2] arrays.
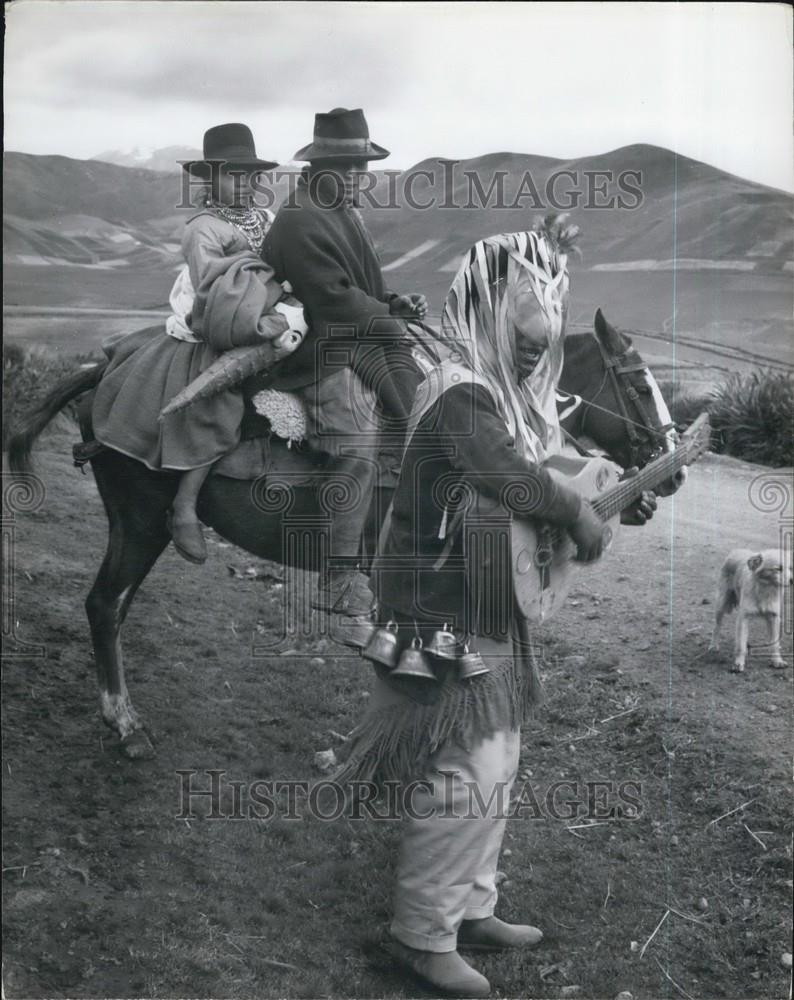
[[594, 309, 631, 353], [594, 308, 607, 336]]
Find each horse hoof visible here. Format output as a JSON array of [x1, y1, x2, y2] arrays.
[[121, 729, 156, 759]]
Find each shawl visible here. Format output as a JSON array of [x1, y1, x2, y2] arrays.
[[189, 249, 289, 352]]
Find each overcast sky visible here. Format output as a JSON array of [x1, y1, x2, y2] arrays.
[[4, 1, 793, 191]]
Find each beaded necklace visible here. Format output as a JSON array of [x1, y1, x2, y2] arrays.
[[207, 199, 266, 252]]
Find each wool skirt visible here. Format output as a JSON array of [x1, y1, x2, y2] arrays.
[[92, 326, 245, 471]]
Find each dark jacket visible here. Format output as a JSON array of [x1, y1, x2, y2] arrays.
[[262, 173, 405, 390], [374, 382, 582, 639]]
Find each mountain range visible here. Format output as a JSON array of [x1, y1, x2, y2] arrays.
[[3, 144, 792, 370], [92, 146, 202, 173]]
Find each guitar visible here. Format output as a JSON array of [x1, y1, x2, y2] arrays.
[[512, 413, 712, 623]]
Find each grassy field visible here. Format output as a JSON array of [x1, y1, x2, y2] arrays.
[[4, 263, 791, 403], [2, 406, 792, 998]]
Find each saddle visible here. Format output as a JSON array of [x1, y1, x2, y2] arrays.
[[75, 331, 395, 484]]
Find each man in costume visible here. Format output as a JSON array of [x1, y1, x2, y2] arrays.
[[337, 225, 657, 996], [264, 108, 426, 646]]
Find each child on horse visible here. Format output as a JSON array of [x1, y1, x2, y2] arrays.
[[92, 124, 307, 563]]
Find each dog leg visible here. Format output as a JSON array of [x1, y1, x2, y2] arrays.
[[708, 610, 724, 653], [764, 613, 786, 669], [732, 614, 749, 673], [708, 598, 730, 653]]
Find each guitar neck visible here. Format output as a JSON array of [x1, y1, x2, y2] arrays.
[[591, 446, 690, 520]]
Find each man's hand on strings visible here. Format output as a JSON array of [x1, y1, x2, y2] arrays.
[[619, 466, 658, 525], [569, 500, 608, 562]]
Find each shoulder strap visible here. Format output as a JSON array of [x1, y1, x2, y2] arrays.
[[560, 425, 597, 458]]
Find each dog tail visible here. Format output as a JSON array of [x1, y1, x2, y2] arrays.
[[717, 562, 739, 611]]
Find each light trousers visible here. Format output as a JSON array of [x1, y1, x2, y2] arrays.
[[369, 671, 521, 953]]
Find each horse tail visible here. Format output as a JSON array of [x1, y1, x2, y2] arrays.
[[7, 362, 108, 474]]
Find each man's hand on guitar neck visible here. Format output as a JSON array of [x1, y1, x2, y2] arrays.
[[569, 501, 608, 563], [618, 466, 658, 526], [569, 467, 658, 561]]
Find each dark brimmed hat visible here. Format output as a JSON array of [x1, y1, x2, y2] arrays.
[[182, 123, 278, 178], [293, 108, 390, 162]]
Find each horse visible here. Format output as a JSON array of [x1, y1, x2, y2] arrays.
[[9, 269, 680, 759]]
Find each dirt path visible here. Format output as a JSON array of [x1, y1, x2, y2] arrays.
[[2, 432, 791, 998], [544, 452, 792, 778]]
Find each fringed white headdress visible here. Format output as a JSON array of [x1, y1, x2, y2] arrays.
[[439, 216, 577, 462]]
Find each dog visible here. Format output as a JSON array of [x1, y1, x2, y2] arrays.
[[709, 548, 792, 672]]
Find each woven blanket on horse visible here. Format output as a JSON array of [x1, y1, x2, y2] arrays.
[[173, 318, 440, 481], [96, 324, 418, 482]]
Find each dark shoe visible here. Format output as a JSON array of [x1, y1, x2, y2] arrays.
[[388, 939, 490, 997], [313, 570, 376, 614], [458, 916, 543, 952], [166, 510, 207, 565], [314, 572, 377, 648]]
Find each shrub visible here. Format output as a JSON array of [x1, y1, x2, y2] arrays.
[[658, 370, 793, 467], [656, 380, 713, 430], [709, 369, 793, 467]]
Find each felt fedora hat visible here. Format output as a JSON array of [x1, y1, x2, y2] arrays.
[[182, 123, 279, 178], [293, 108, 390, 162]]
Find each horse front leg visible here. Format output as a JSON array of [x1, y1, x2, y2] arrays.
[[86, 512, 170, 757]]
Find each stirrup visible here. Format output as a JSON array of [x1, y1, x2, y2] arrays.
[[73, 440, 107, 469]]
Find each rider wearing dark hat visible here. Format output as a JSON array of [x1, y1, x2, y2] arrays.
[[264, 108, 426, 646], [93, 123, 305, 565]]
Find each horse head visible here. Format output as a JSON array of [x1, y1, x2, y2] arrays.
[[562, 309, 686, 496]]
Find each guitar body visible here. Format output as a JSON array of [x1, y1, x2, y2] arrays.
[[512, 454, 622, 623]]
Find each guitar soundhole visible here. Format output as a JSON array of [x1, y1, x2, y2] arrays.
[[516, 549, 533, 574]]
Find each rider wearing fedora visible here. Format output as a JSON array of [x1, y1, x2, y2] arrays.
[[263, 108, 426, 647]]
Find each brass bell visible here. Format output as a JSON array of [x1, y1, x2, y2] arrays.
[[391, 637, 438, 681], [458, 642, 490, 680], [363, 620, 400, 668], [426, 622, 459, 660]]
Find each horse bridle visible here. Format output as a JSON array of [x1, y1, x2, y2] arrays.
[[580, 337, 676, 467]]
